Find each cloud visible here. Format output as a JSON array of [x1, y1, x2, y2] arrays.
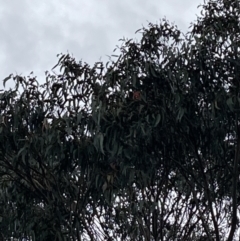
[[0, 0, 201, 87]]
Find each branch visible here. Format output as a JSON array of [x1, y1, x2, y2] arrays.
[[227, 122, 240, 241]]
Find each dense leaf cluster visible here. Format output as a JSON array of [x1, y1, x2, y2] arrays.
[[1, 0, 240, 240]]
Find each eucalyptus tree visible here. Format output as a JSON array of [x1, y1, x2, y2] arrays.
[[1, 0, 240, 240]]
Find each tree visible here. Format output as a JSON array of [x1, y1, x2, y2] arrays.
[[1, 0, 240, 240]]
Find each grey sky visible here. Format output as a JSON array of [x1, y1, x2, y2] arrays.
[[0, 0, 202, 87]]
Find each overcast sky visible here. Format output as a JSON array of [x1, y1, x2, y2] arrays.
[[0, 0, 202, 88]]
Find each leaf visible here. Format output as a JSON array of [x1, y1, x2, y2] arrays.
[[2, 74, 12, 87], [102, 181, 108, 192], [111, 142, 118, 156], [177, 108, 185, 121], [99, 132, 104, 154], [153, 113, 161, 127], [214, 100, 221, 110], [226, 97, 234, 111], [17, 146, 27, 157]]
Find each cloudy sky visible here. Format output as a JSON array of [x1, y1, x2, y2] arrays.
[[0, 0, 202, 88]]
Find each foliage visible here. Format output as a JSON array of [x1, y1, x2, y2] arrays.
[[1, 0, 240, 240]]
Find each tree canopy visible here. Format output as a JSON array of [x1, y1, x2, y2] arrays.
[[1, 0, 240, 240]]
